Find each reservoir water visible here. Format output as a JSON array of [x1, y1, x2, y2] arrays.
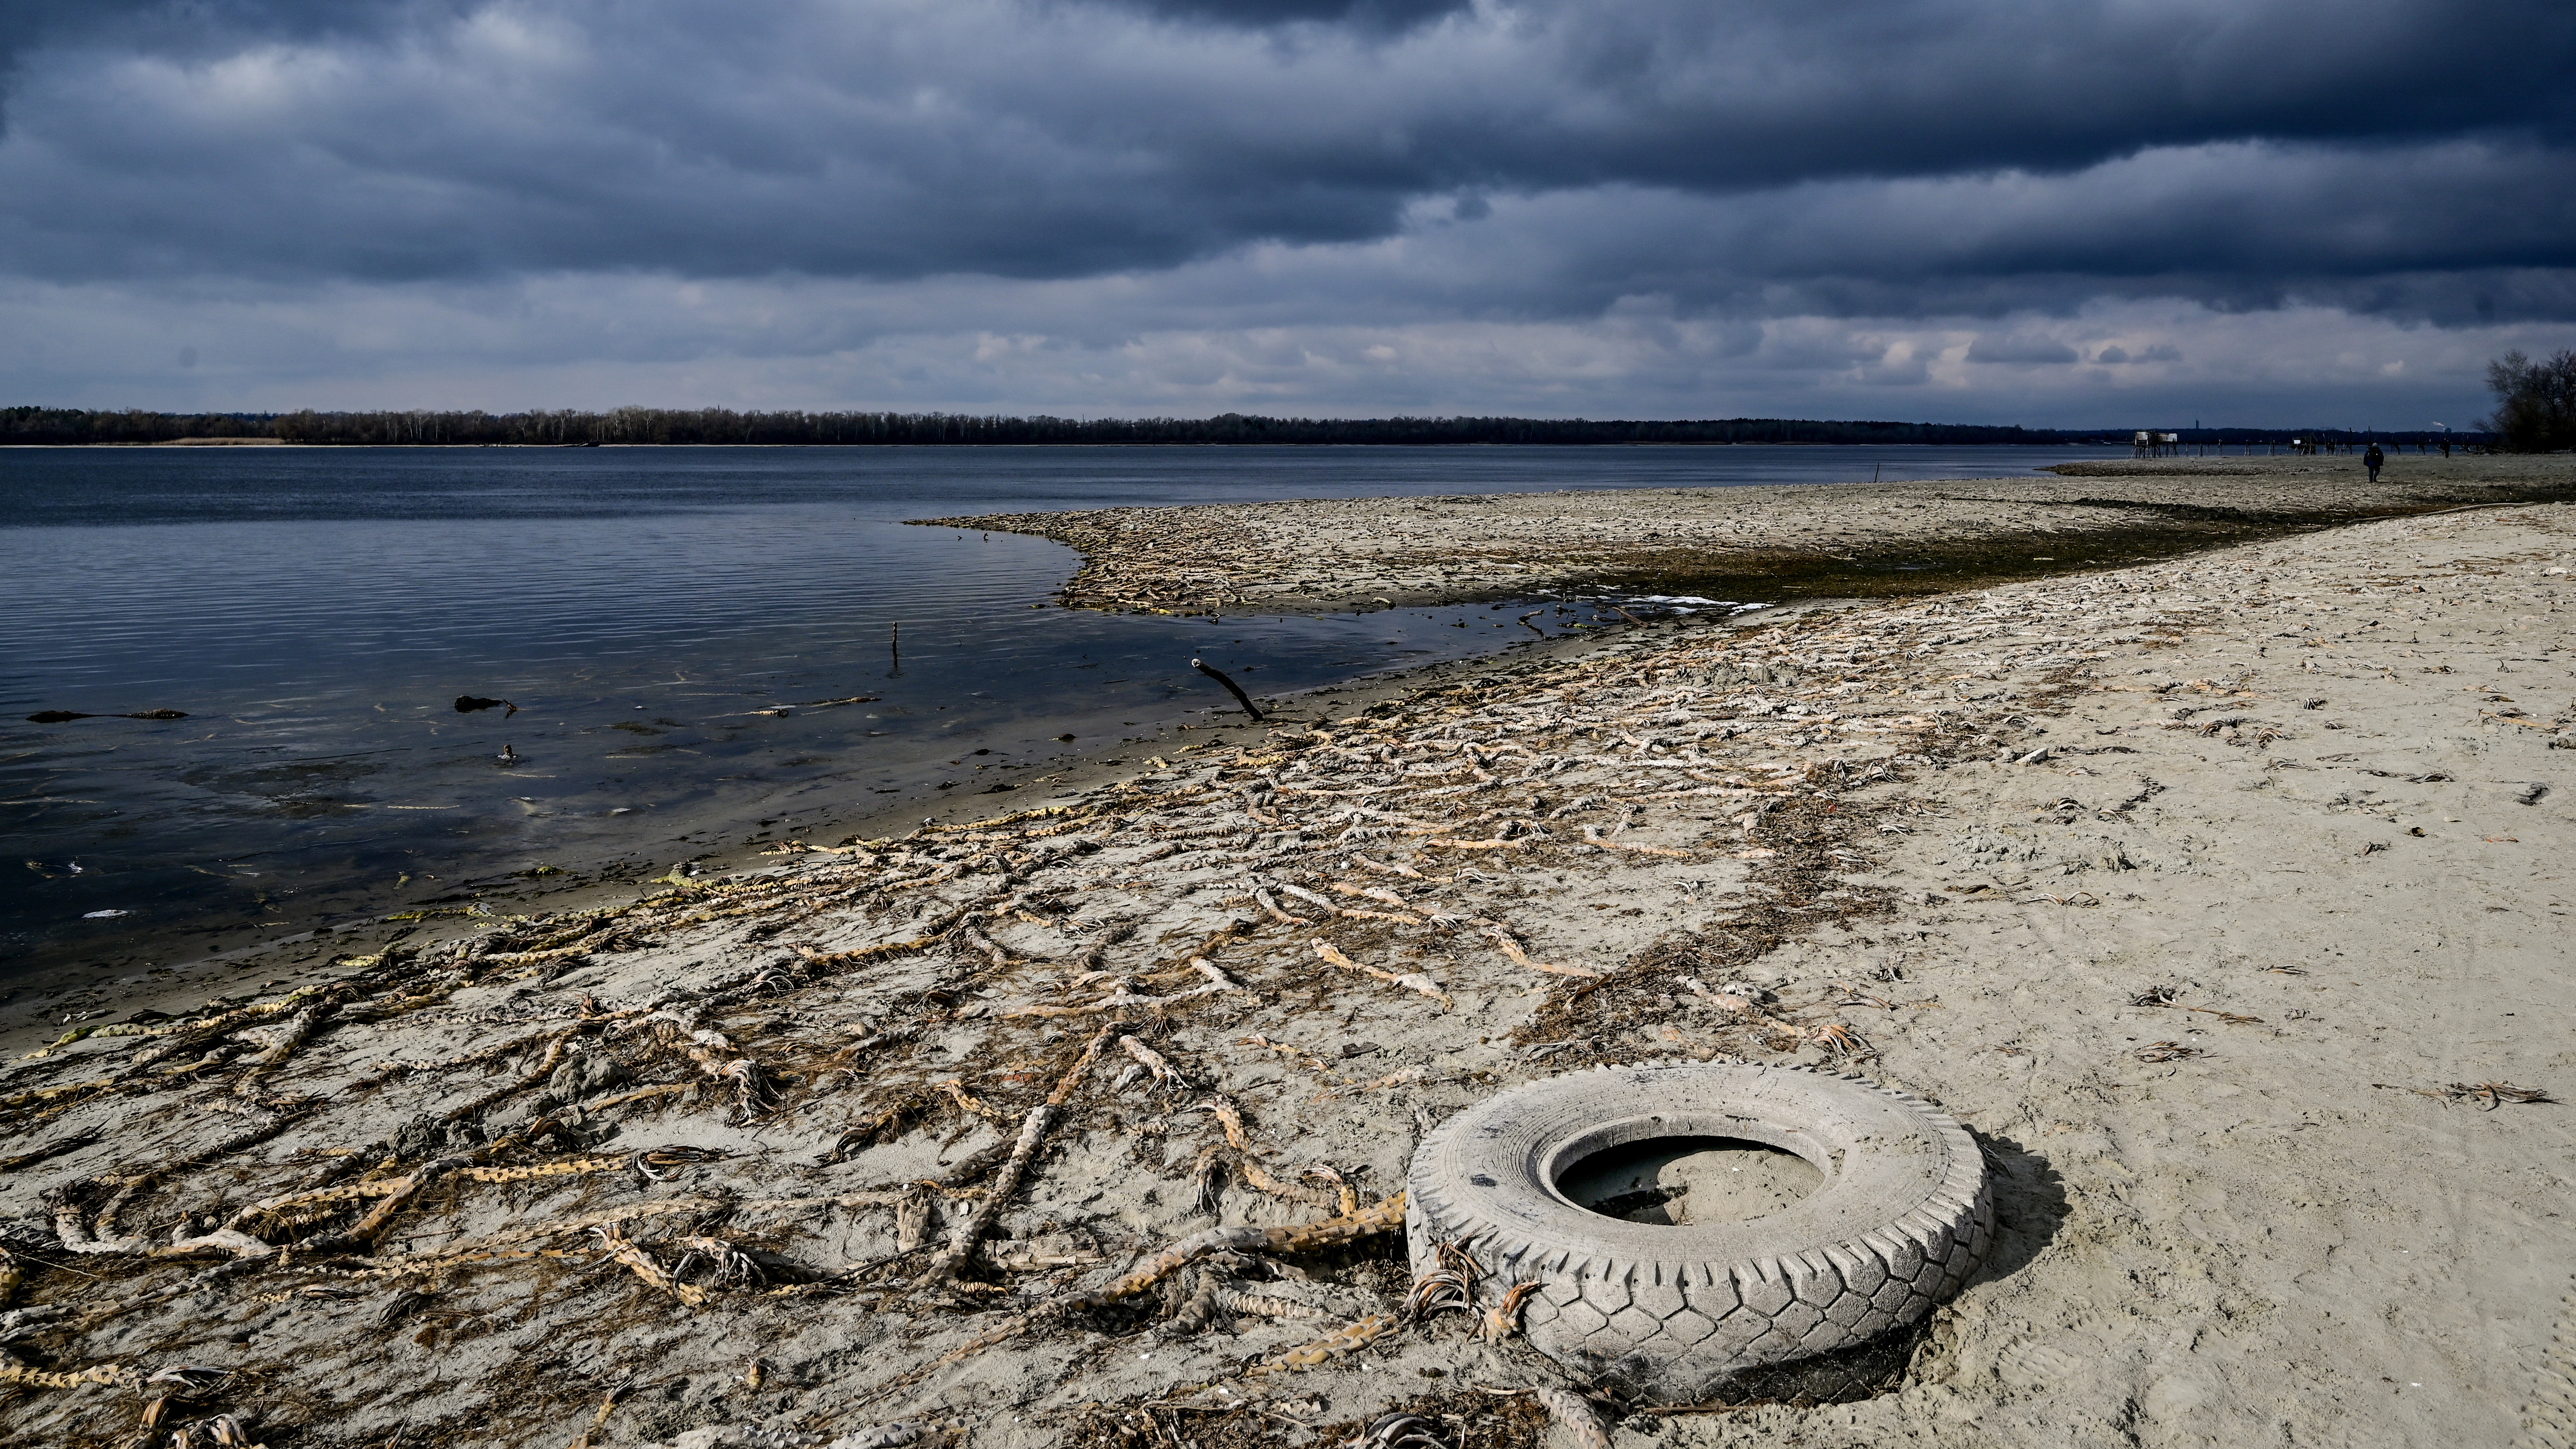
[[1, 443, 2119, 983]]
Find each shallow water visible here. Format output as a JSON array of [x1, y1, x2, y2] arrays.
[[0, 443, 2119, 980]]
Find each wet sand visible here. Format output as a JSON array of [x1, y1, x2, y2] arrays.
[[1, 461, 2570, 1449]]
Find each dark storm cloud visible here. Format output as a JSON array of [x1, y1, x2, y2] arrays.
[[0, 0, 440, 81], [1386, 141, 2576, 322], [1120, 0, 1466, 28], [0, 0, 2570, 327]]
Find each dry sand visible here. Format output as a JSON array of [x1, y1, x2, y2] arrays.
[[923, 453, 2576, 613], [2, 462, 2571, 1449]]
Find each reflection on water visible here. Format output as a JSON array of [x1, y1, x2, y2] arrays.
[[1, 443, 2119, 979]]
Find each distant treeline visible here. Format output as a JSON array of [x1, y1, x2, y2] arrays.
[[0, 404, 2490, 449]]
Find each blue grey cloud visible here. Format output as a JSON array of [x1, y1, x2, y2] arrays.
[[0, 0, 2569, 311], [1969, 335, 2080, 366], [0, 0, 2569, 423], [1119, 0, 1466, 28]]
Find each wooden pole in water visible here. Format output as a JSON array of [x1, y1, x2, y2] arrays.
[[1191, 657, 1264, 721], [889, 622, 902, 677]]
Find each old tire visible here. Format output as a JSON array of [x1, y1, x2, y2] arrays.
[[1406, 1060, 1991, 1404]]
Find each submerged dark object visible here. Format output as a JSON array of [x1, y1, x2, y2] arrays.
[[1190, 657, 1264, 721], [454, 695, 520, 717], [26, 709, 189, 723]]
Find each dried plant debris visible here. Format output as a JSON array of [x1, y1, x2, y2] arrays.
[[2133, 1041, 2211, 1063], [1400, 1241, 1480, 1322], [914, 465, 2576, 616], [1067, 1391, 1544, 1449], [2376, 1081, 2556, 1109], [7, 505, 2521, 1446]]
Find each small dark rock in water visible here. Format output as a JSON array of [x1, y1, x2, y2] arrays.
[[455, 695, 519, 716]]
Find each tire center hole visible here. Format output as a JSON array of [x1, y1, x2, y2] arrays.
[[1555, 1135, 1823, 1225]]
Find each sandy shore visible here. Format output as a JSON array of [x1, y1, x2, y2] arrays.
[[921, 453, 2576, 613], [1, 470, 2570, 1449]]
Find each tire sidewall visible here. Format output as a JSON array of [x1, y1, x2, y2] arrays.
[[1406, 1061, 1992, 1402]]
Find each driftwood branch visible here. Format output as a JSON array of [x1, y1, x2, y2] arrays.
[[916, 1025, 1115, 1286], [1190, 657, 1265, 720]]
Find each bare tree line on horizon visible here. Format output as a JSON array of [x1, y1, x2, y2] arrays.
[[0, 403, 2509, 450]]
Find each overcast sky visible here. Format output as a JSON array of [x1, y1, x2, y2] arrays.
[[3, 0, 2571, 425]]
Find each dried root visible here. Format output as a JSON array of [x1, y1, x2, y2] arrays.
[[1118, 1036, 1196, 1092], [1214, 1285, 1332, 1322], [670, 1234, 768, 1288], [1238, 1156, 1340, 1211], [2133, 1041, 2208, 1063], [1205, 1095, 1256, 1152], [1484, 928, 1603, 980], [1805, 1021, 1873, 1059], [1254, 889, 1314, 926], [834, 1093, 933, 1160], [926, 1192, 1406, 1369], [1249, 1312, 1397, 1374], [895, 1188, 936, 1253], [939, 1079, 1003, 1121], [917, 1026, 1113, 1288], [1314, 942, 1453, 1011], [0, 1352, 138, 1390], [2449, 1080, 2552, 1108], [1401, 1240, 1479, 1322], [1190, 1146, 1228, 1215], [592, 1224, 708, 1307], [634, 1145, 731, 1181], [1478, 1280, 1540, 1342], [1527, 1387, 1613, 1449], [1829, 982, 1895, 1010], [1349, 1412, 1446, 1449], [2382, 1080, 2556, 1109], [230, 990, 349, 1097]]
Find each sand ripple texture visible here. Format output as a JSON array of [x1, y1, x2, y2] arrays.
[[1, 498, 2570, 1449], [921, 454, 2576, 613]]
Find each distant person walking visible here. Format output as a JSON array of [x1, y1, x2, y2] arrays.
[[2364, 442, 2385, 482]]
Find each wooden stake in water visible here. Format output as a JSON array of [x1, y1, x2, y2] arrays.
[[888, 621, 902, 677], [1192, 657, 1264, 721]]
